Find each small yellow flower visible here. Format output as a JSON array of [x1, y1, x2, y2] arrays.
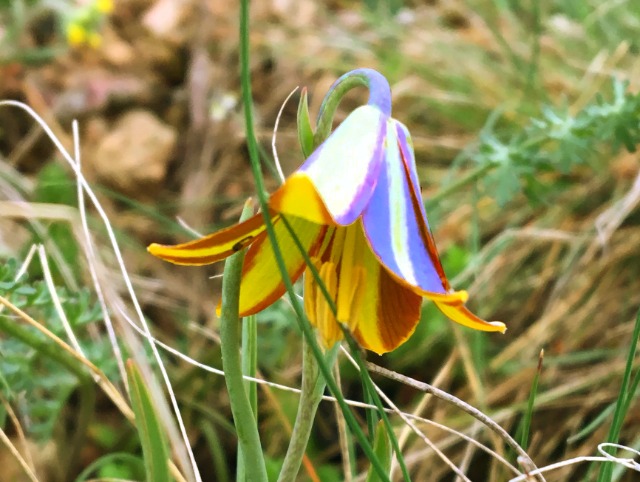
[[96, 0, 114, 14], [66, 23, 87, 46]]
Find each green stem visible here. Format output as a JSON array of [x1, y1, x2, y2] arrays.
[[239, 1, 389, 479], [341, 333, 411, 482], [278, 342, 338, 482], [220, 203, 267, 482], [277, 218, 390, 482], [314, 69, 391, 147], [237, 313, 258, 481]]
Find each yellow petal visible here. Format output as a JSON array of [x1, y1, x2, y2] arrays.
[[432, 299, 506, 333], [269, 173, 334, 225], [304, 258, 321, 326], [315, 262, 341, 348], [238, 215, 327, 316], [147, 211, 271, 266], [337, 223, 363, 325]]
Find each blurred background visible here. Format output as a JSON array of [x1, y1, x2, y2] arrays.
[[1, 0, 640, 480]]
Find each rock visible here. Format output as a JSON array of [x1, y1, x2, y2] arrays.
[[142, 0, 193, 44], [91, 110, 176, 198], [53, 69, 154, 120], [100, 27, 137, 67]]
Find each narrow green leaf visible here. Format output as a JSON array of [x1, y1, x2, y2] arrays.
[[237, 312, 259, 481], [126, 360, 172, 482], [362, 380, 378, 443], [201, 422, 231, 482], [567, 403, 616, 445], [297, 88, 315, 157], [219, 202, 267, 482], [242, 314, 258, 418], [596, 309, 640, 481], [517, 349, 544, 451], [74, 452, 145, 481], [365, 421, 392, 482]]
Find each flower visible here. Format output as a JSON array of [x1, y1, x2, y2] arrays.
[[148, 69, 505, 354], [96, 0, 114, 14], [66, 23, 89, 47], [65, 0, 111, 48]]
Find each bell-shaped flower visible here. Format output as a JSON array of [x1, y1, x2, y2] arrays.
[[148, 69, 505, 354]]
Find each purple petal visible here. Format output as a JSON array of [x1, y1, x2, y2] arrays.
[[298, 105, 386, 225], [362, 120, 448, 294]]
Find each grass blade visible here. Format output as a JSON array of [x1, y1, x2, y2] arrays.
[[517, 349, 544, 451], [237, 313, 259, 481], [596, 309, 640, 481], [365, 420, 392, 482], [126, 360, 171, 482]]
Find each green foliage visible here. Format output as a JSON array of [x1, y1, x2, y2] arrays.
[[0, 258, 116, 442], [22, 162, 81, 282], [33, 162, 77, 206], [365, 421, 393, 482], [473, 79, 640, 205], [0, 0, 62, 64], [0, 0, 110, 64]]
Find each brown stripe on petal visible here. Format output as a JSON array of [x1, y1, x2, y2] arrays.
[[148, 253, 231, 266], [147, 211, 275, 265], [374, 267, 422, 353], [397, 139, 451, 291], [175, 211, 273, 250]]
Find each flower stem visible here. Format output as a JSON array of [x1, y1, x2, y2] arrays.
[[314, 69, 392, 147], [220, 202, 267, 482], [278, 341, 338, 482], [239, 1, 390, 478]]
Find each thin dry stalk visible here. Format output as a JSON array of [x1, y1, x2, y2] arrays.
[[340, 347, 475, 482], [0, 427, 39, 482], [366, 362, 544, 481], [0, 394, 37, 477]]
